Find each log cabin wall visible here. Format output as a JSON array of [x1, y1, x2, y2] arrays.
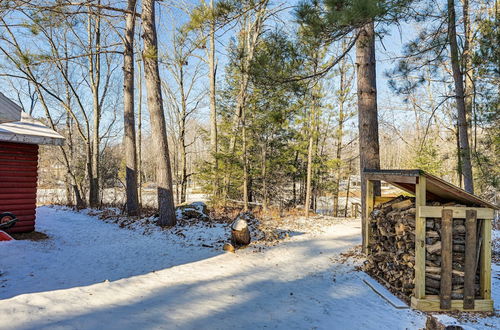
[[0, 141, 38, 233]]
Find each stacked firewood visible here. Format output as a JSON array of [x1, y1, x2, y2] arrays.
[[424, 215, 480, 299], [363, 196, 478, 301], [364, 196, 417, 299]]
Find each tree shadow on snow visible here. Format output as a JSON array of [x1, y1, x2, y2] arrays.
[[0, 233, 403, 330], [0, 207, 225, 300]]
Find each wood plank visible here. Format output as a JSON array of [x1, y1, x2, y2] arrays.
[[363, 173, 418, 184], [374, 196, 394, 206], [364, 180, 375, 254], [415, 175, 426, 299], [463, 210, 477, 309], [418, 206, 494, 219], [480, 219, 492, 299], [440, 209, 453, 309], [410, 296, 493, 312], [362, 276, 409, 309]]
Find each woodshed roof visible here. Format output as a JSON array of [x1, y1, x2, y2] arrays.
[[363, 169, 498, 210]]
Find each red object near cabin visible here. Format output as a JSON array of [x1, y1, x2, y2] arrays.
[[0, 230, 14, 241], [0, 141, 38, 233]]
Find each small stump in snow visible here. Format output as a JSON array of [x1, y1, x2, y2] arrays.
[[231, 218, 251, 247]]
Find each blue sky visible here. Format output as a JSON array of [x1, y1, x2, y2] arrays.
[[0, 0, 421, 137]]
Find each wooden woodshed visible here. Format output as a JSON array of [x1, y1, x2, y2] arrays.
[[362, 169, 498, 312], [0, 92, 64, 233]]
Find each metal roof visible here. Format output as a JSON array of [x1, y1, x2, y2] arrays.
[[363, 169, 498, 210], [0, 112, 65, 146], [0, 92, 22, 123]]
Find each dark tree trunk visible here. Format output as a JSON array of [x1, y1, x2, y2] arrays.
[[356, 21, 381, 251], [448, 0, 474, 194], [141, 0, 176, 226], [123, 0, 139, 216], [209, 0, 218, 197], [88, 4, 101, 208]]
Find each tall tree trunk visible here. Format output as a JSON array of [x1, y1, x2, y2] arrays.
[[455, 124, 463, 188], [333, 55, 348, 217], [293, 150, 298, 204], [142, 0, 176, 226], [261, 142, 268, 211], [448, 0, 474, 193], [137, 55, 143, 206], [462, 0, 474, 149], [179, 65, 188, 204], [242, 106, 249, 211], [123, 0, 139, 216], [88, 4, 101, 208], [344, 159, 352, 217], [357, 21, 381, 252], [304, 111, 315, 217], [209, 0, 218, 197]]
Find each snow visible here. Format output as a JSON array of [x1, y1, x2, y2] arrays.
[[231, 218, 248, 231], [0, 207, 498, 329]]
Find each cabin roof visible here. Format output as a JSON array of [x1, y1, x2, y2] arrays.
[[363, 169, 498, 210], [0, 112, 65, 146], [0, 92, 22, 124]]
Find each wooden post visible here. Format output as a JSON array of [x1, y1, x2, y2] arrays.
[[480, 218, 492, 299], [440, 209, 453, 310], [414, 175, 426, 299], [463, 209, 477, 309], [364, 180, 375, 254]]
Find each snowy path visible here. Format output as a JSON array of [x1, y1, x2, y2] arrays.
[[0, 207, 429, 329]]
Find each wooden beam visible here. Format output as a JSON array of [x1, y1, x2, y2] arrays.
[[480, 219, 492, 300], [463, 210, 477, 309], [364, 180, 375, 255], [411, 296, 493, 312], [440, 209, 453, 310], [363, 173, 418, 184], [414, 175, 426, 299], [418, 206, 494, 219]]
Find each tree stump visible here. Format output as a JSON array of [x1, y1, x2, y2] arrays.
[[231, 218, 251, 247]]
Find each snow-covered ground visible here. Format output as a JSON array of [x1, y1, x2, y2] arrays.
[[0, 207, 498, 329]]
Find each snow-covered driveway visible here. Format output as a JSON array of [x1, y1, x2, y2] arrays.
[[0, 207, 428, 329]]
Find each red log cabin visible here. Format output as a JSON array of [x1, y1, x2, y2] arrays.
[[0, 92, 64, 233]]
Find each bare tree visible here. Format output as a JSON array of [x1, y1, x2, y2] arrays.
[[208, 0, 218, 195], [142, 0, 176, 226], [162, 29, 205, 204], [87, 2, 102, 208], [123, 0, 140, 215]]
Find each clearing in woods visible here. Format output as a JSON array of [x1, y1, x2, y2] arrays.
[[0, 207, 498, 329]]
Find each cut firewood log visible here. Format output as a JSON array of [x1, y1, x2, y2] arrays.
[[231, 218, 251, 246], [391, 199, 413, 210], [426, 241, 441, 254]]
